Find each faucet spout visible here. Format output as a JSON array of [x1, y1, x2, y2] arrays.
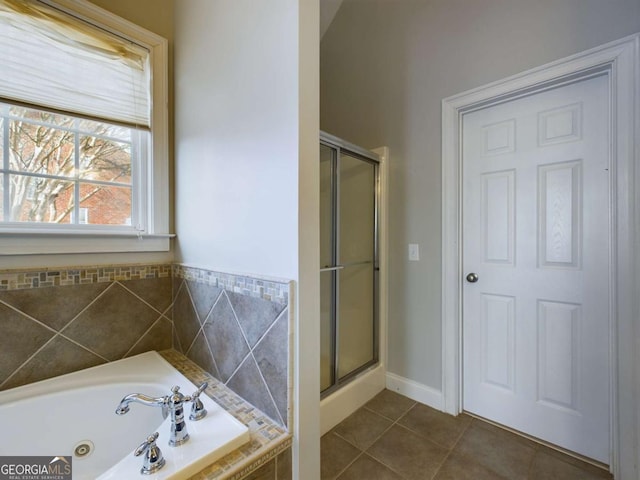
[[115, 384, 207, 447], [115, 393, 167, 415]]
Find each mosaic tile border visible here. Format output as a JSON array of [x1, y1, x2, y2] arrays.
[[160, 350, 292, 480], [0, 264, 171, 291], [173, 264, 290, 305]]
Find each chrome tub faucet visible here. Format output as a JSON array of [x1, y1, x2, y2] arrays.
[[115, 383, 208, 447]]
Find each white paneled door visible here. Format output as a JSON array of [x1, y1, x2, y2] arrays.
[[462, 74, 610, 463]]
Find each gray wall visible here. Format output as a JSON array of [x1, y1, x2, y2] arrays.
[[320, 0, 640, 389]]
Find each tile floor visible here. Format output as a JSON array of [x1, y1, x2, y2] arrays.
[[321, 389, 613, 480]]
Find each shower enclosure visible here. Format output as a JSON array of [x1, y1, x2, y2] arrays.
[[320, 132, 379, 397]]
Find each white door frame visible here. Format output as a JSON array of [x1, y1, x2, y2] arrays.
[[442, 34, 639, 478]]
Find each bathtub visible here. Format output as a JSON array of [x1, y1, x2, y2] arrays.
[[0, 351, 250, 479]]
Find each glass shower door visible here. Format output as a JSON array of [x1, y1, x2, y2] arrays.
[[320, 137, 378, 396]]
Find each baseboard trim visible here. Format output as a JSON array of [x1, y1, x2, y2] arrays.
[[385, 372, 444, 411]]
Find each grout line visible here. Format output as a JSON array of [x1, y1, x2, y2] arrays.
[[225, 351, 250, 386], [184, 278, 206, 327], [249, 350, 286, 427], [0, 330, 110, 391], [57, 282, 115, 335], [332, 449, 366, 480], [185, 278, 222, 323], [251, 306, 288, 353], [116, 280, 168, 316], [180, 282, 205, 355], [122, 314, 164, 359], [0, 333, 59, 390], [55, 331, 111, 362], [200, 321, 223, 380], [0, 294, 113, 390], [362, 401, 416, 424], [0, 299, 60, 336], [223, 290, 254, 353], [359, 451, 408, 480], [196, 289, 226, 382], [203, 289, 225, 325]]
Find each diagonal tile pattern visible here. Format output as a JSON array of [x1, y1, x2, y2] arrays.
[[61, 283, 161, 361], [322, 389, 614, 480], [3, 336, 105, 390], [0, 270, 175, 391], [202, 292, 250, 382], [1, 263, 291, 437], [172, 272, 291, 429], [253, 312, 289, 424], [0, 283, 110, 331], [186, 279, 222, 322], [0, 302, 55, 385], [227, 290, 286, 347], [172, 281, 201, 351]]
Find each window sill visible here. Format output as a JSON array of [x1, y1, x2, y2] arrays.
[[0, 231, 175, 255]]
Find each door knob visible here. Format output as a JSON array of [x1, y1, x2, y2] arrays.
[[466, 273, 479, 283]]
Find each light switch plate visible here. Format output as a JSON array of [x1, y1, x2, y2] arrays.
[[408, 243, 420, 261]]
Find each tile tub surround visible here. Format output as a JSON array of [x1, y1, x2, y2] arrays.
[[160, 350, 291, 480], [172, 265, 292, 430], [0, 264, 172, 390]]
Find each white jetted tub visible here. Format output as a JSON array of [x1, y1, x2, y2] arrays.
[[0, 351, 250, 479]]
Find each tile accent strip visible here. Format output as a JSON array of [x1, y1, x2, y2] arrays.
[[0, 264, 171, 291], [173, 264, 289, 305], [160, 350, 292, 480]]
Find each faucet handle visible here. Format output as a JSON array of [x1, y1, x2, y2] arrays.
[[189, 382, 208, 421], [134, 432, 166, 474]]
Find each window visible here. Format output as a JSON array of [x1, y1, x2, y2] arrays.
[[0, 0, 169, 254]]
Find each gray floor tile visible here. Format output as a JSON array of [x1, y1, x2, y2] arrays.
[[530, 450, 613, 480], [367, 424, 448, 479], [537, 446, 612, 479], [434, 451, 507, 480], [365, 389, 416, 421], [321, 433, 361, 480], [336, 454, 402, 480], [333, 408, 393, 450], [322, 392, 611, 480], [454, 421, 536, 480], [398, 403, 472, 449]]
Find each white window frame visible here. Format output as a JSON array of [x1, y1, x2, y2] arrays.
[[0, 0, 170, 255]]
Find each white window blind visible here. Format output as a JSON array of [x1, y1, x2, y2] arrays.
[[0, 0, 150, 127]]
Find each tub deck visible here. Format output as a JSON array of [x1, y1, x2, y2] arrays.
[[159, 350, 291, 480]]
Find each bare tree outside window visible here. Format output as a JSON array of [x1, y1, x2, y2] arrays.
[[1, 104, 134, 226]]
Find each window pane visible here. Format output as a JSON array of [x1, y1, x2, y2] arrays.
[[9, 105, 73, 127], [79, 135, 131, 184], [78, 118, 131, 142], [79, 183, 131, 225], [9, 175, 74, 223], [9, 118, 75, 177]]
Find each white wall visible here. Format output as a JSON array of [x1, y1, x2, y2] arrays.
[[175, 1, 320, 478], [320, 0, 640, 390], [175, 0, 300, 280]]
